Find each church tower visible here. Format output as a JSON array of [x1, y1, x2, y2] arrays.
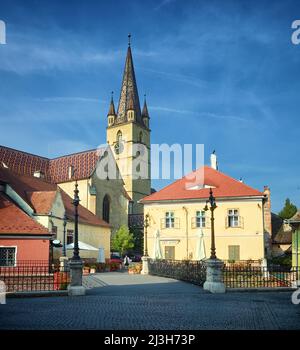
[[106, 36, 151, 214]]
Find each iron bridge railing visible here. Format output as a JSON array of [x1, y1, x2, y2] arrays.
[[0, 260, 70, 292], [148, 259, 300, 289], [222, 265, 300, 288], [149, 259, 207, 286]]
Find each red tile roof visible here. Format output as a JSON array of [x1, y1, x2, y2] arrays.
[[49, 149, 99, 183], [0, 166, 110, 228], [60, 191, 110, 228], [0, 193, 50, 235], [26, 191, 57, 215], [0, 146, 49, 180], [141, 166, 264, 203], [0, 145, 101, 183]]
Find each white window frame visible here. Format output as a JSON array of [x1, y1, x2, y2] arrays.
[[196, 210, 206, 228], [165, 211, 175, 228], [227, 209, 240, 228], [0, 246, 17, 267]]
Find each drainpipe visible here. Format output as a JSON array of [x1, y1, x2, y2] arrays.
[[183, 206, 189, 260]]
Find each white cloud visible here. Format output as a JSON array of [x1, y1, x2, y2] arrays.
[[151, 105, 250, 122]]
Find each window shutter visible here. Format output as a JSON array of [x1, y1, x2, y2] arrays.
[[160, 218, 166, 229], [175, 218, 180, 229], [225, 216, 229, 228], [240, 216, 244, 229], [191, 217, 196, 229]]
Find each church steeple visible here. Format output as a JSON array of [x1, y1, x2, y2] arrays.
[[116, 34, 142, 123], [106, 35, 151, 214]]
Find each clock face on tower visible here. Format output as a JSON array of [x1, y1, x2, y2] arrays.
[[114, 141, 124, 155]]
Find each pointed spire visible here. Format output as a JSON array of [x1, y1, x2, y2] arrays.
[[108, 91, 116, 116], [117, 35, 142, 122], [127, 93, 134, 110], [142, 94, 149, 118]]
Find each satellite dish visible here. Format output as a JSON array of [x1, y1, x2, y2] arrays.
[[52, 239, 61, 245]]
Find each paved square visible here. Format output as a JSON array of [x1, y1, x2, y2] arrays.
[[0, 272, 299, 330]]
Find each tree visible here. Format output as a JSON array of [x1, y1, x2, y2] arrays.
[[278, 198, 297, 219], [111, 225, 134, 256]]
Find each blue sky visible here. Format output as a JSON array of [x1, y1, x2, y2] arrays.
[[0, 0, 300, 212]]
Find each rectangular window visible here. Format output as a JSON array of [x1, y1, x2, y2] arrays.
[[0, 247, 16, 266], [196, 211, 206, 228], [164, 246, 175, 260], [227, 209, 240, 227], [67, 230, 74, 245], [228, 245, 240, 261], [165, 212, 175, 228]]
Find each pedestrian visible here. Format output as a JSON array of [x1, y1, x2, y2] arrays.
[[124, 255, 130, 268]]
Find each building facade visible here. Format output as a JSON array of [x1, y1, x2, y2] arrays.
[[0, 166, 111, 263], [141, 163, 268, 261]]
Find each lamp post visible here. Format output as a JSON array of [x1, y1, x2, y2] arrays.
[[203, 188, 225, 293], [143, 213, 150, 256], [63, 212, 67, 257], [204, 188, 217, 259], [67, 179, 85, 296], [141, 213, 150, 275], [72, 180, 80, 261]]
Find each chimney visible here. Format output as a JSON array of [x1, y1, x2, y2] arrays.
[[263, 185, 272, 256], [33, 170, 45, 179], [210, 151, 218, 170]]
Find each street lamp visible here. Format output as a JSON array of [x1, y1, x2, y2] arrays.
[[72, 180, 80, 261], [63, 212, 67, 257], [204, 188, 217, 260], [143, 213, 150, 256]]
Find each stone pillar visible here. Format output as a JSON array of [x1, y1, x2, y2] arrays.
[[203, 258, 226, 293], [68, 260, 86, 296], [263, 186, 272, 257], [141, 256, 150, 275]]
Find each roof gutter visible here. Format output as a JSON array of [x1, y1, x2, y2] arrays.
[[140, 195, 265, 205]]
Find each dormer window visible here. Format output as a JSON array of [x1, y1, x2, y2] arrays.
[[68, 165, 74, 180], [33, 170, 45, 179], [127, 110, 135, 121]]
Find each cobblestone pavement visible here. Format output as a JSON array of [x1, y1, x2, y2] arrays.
[[0, 272, 299, 330]]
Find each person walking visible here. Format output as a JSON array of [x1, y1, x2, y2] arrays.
[[124, 255, 130, 268]]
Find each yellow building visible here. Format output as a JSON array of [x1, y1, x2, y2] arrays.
[[141, 160, 270, 261]]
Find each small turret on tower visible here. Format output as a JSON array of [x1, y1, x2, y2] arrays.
[[107, 91, 116, 127], [142, 95, 150, 128]]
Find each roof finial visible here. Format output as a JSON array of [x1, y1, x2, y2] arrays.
[[128, 33, 131, 47], [144, 93, 146, 102], [111, 91, 114, 102]]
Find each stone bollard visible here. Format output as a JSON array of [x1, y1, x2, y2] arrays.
[[141, 256, 150, 275], [0, 280, 6, 305], [67, 259, 86, 296], [203, 258, 226, 293]]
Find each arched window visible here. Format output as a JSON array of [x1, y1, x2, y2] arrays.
[[138, 131, 143, 143], [117, 130, 122, 144], [102, 195, 110, 223]]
